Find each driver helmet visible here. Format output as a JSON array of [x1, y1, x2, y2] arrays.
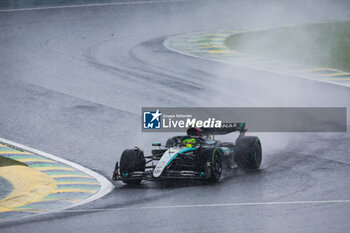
[[182, 138, 196, 148]]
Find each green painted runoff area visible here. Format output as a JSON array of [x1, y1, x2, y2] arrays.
[[225, 20, 350, 72]]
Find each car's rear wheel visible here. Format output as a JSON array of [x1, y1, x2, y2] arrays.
[[119, 148, 145, 184], [235, 136, 262, 170]]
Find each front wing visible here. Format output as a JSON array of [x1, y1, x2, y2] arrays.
[[112, 163, 207, 181]]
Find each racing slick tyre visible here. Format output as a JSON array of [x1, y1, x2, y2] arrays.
[[235, 136, 262, 170], [197, 148, 222, 183], [120, 148, 146, 184]]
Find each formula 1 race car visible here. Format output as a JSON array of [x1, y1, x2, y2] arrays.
[[112, 123, 262, 184]]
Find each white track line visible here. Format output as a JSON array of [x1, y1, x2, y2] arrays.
[[62, 199, 350, 213], [0, 0, 197, 13], [0, 137, 114, 209]]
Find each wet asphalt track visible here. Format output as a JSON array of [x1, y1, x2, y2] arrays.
[[1, 0, 350, 232]]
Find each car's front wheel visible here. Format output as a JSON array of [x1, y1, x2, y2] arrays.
[[119, 148, 145, 185], [209, 149, 222, 182], [197, 148, 222, 183]]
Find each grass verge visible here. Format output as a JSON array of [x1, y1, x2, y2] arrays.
[[225, 20, 350, 72]]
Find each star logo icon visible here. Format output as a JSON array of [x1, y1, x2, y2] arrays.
[[143, 109, 162, 129], [150, 109, 162, 122]]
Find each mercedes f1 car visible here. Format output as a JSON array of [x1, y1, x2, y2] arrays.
[[112, 123, 262, 184]]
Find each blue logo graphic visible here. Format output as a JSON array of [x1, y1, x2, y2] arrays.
[[143, 109, 162, 129]]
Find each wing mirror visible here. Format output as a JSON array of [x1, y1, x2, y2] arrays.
[[152, 142, 161, 147]]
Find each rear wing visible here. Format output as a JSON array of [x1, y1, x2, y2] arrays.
[[201, 123, 247, 135], [187, 123, 247, 137]]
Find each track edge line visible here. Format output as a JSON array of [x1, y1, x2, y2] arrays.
[[0, 137, 114, 210]]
